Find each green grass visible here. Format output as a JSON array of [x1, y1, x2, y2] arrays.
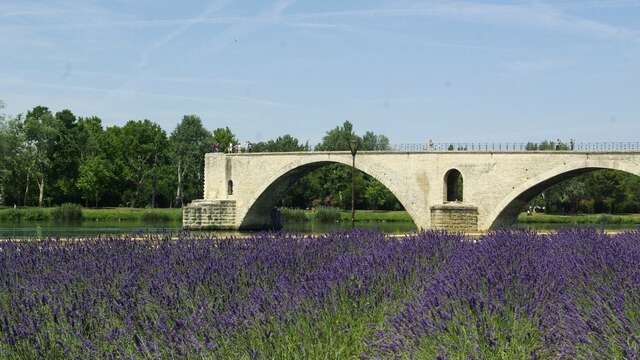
[[279, 209, 640, 226], [3, 206, 639, 226], [0, 207, 182, 223], [279, 208, 310, 222], [314, 206, 341, 223], [338, 210, 414, 223], [517, 212, 640, 224], [82, 208, 181, 222], [280, 209, 414, 224]]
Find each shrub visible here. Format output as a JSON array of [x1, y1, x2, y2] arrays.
[[619, 200, 640, 214], [0, 208, 23, 222], [23, 208, 50, 221], [279, 208, 308, 223], [576, 199, 595, 214], [0, 208, 51, 222], [52, 203, 83, 222], [594, 214, 623, 224], [314, 206, 340, 223], [141, 211, 172, 222]]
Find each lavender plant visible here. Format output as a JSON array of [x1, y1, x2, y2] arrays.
[[0, 229, 638, 359]]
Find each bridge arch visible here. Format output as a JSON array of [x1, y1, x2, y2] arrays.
[[238, 157, 418, 229], [488, 159, 640, 229]]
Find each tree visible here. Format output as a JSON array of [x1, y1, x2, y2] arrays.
[[74, 117, 114, 207], [23, 106, 58, 207], [76, 116, 105, 160], [315, 121, 357, 151], [211, 127, 238, 153], [77, 156, 112, 207], [0, 101, 10, 205], [251, 134, 309, 152], [108, 120, 168, 208], [586, 170, 625, 213], [361, 131, 390, 151], [50, 109, 81, 204], [170, 115, 211, 207], [365, 180, 401, 210]]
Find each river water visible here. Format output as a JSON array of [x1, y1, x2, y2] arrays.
[[0, 220, 637, 239]]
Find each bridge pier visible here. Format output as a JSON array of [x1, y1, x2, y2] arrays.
[[430, 204, 479, 232], [182, 200, 236, 230]]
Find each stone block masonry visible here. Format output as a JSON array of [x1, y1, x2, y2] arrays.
[[183, 200, 236, 230], [430, 204, 479, 232]]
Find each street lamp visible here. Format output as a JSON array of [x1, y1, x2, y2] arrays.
[[348, 137, 359, 228]]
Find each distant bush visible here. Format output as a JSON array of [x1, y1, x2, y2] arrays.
[[576, 199, 595, 214], [52, 203, 83, 222], [280, 208, 308, 223], [0, 208, 23, 222], [314, 206, 340, 223], [619, 200, 640, 214], [142, 211, 172, 222], [0, 208, 50, 222], [23, 208, 50, 221], [594, 214, 623, 224]]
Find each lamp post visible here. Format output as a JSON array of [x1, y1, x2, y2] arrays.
[[348, 138, 359, 228]]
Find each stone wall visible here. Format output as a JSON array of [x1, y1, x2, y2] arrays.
[[430, 203, 479, 232], [183, 200, 236, 230]]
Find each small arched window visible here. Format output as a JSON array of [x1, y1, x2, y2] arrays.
[[444, 169, 463, 202], [227, 180, 234, 196]]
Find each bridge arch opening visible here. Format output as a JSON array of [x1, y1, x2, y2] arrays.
[[444, 169, 463, 202], [239, 161, 416, 230], [490, 167, 640, 229]]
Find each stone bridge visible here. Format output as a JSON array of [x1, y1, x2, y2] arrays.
[[183, 151, 640, 232]]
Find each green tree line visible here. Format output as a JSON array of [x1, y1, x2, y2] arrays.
[[1, 103, 638, 213], [0, 104, 400, 209], [0, 105, 216, 208], [530, 170, 640, 214]]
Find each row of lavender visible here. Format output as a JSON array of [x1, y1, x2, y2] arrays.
[[0, 229, 639, 358]]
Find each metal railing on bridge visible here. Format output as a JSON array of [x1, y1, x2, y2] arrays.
[[388, 142, 640, 152], [229, 142, 640, 153]]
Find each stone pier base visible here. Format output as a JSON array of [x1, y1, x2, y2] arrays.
[[183, 199, 237, 230], [430, 203, 479, 232]]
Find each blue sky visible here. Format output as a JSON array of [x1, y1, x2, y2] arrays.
[[1, 0, 639, 145]]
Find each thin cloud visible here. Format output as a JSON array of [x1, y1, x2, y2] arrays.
[[137, 0, 233, 69], [555, 0, 640, 9], [503, 59, 573, 74], [30, 69, 253, 86], [1, 76, 296, 109], [288, 1, 640, 41], [84, 0, 296, 114], [3, 0, 638, 43]]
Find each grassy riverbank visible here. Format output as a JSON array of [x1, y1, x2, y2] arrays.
[[2, 206, 640, 226], [517, 212, 640, 224], [280, 208, 415, 223], [304, 209, 640, 225], [0, 207, 182, 222]]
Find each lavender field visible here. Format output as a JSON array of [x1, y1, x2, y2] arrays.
[[1, 229, 639, 359]]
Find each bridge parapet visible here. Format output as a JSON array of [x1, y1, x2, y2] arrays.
[[391, 142, 640, 152]]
